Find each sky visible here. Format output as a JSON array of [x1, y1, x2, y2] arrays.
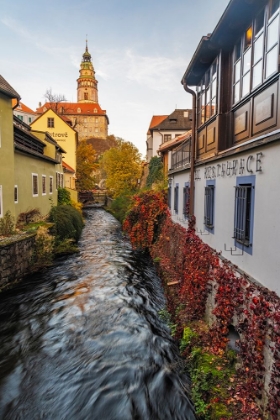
[[0, 0, 229, 158]]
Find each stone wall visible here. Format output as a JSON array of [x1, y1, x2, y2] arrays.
[[0, 233, 36, 290]]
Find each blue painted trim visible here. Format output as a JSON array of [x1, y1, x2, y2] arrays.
[[234, 175, 255, 255]]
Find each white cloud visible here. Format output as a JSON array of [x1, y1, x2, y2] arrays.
[[95, 47, 185, 92]]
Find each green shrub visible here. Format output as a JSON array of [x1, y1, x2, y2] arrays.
[[0, 211, 14, 236], [108, 191, 133, 223], [34, 226, 54, 266], [146, 156, 164, 187], [57, 187, 71, 205], [49, 205, 84, 242]]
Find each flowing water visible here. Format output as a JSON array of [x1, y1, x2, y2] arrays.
[[0, 209, 195, 420]]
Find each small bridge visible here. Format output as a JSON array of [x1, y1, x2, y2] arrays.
[[78, 191, 108, 208]]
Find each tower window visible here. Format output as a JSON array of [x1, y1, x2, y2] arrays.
[[84, 93, 88, 100]]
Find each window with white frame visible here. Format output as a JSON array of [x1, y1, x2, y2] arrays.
[[233, 0, 280, 104], [204, 180, 215, 231], [14, 185, 18, 203], [50, 176, 53, 194], [234, 175, 255, 253], [164, 134, 172, 142], [197, 59, 218, 126], [42, 175, 46, 195], [32, 174, 38, 196]]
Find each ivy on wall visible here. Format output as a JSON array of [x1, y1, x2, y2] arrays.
[[123, 190, 280, 420]]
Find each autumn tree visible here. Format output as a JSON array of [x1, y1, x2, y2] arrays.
[[100, 138, 142, 198], [76, 142, 97, 191]]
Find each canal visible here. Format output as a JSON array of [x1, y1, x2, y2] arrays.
[[0, 209, 195, 420]]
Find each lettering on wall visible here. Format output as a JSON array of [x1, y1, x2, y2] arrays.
[[48, 132, 68, 141], [203, 152, 263, 180]]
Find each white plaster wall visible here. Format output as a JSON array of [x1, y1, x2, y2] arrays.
[[170, 142, 280, 295]]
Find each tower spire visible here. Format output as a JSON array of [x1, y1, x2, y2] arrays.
[[77, 41, 98, 103]]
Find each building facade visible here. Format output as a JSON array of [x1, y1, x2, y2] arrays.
[[36, 42, 109, 141], [31, 108, 78, 199], [146, 109, 192, 162], [167, 0, 280, 296], [0, 75, 64, 222], [13, 101, 37, 125]]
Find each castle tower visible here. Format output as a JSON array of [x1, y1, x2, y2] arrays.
[[77, 40, 98, 103]]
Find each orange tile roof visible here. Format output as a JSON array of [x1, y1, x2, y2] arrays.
[[36, 102, 107, 115], [62, 161, 75, 173], [147, 115, 168, 134], [13, 101, 36, 114], [158, 130, 192, 152]]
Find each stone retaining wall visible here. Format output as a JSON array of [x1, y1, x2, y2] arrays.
[[0, 233, 36, 290]]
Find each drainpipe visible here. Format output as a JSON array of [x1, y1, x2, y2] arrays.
[[12, 97, 20, 110], [182, 83, 196, 218]]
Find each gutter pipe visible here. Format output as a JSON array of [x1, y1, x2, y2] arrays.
[[182, 83, 196, 218]]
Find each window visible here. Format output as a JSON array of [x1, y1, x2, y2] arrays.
[[50, 176, 53, 194], [183, 183, 190, 218], [14, 185, 18, 203], [164, 134, 172, 142], [204, 180, 215, 230], [233, 0, 280, 103], [197, 59, 218, 126], [95, 128, 99, 133], [174, 184, 179, 213], [95, 117, 99, 123], [32, 173, 38, 196], [28, 117, 32, 123], [47, 118, 54, 128], [84, 93, 88, 100], [42, 175, 46, 195], [234, 175, 255, 253]]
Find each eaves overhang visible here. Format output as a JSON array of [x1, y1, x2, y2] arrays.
[[181, 0, 267, 86]]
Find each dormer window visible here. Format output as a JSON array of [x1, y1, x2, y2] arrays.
[[77, 108, 81, 113], [94, 108, 97, 113]]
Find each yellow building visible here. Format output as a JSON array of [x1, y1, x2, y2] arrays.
[[0, 75, 20, 219], [31, 108, 78, 201], [36, 42, 109, 141], [0, 74, 66, 222]]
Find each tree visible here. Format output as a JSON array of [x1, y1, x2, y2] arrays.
[[44, 88, 67, 113], [146, 156, 164, 188], [100, 138, 142, 198], [76, 142, 97, 191]]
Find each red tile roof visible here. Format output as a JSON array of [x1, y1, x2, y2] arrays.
[[62, 161, 75, 173], [147, 115, 168, 134], [158, 130, 192, 152], [13, 101, 36, 114], [36, 102, 107, 116]]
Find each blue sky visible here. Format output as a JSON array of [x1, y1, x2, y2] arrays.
[[1, 0, 229, 157]]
